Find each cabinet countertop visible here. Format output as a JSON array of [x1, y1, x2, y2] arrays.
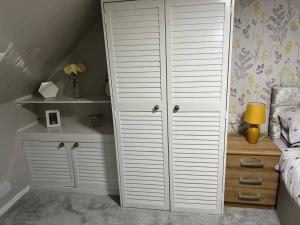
[[227, 135, 281, 157], [18, 120, 114, 142]]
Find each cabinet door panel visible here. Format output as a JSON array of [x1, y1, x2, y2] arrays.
[[104, 0, 169, 210], [23, 141, 74, 187], [166, 0, 232, 213], [71, 142, 118, 192]]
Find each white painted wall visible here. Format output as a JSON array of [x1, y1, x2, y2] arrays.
[[0, 0, 99, 104], [0, 102, 36, 209], [44, 21, 112, 125], [49, 22, 108, 98], [38, 21, 112, 127]]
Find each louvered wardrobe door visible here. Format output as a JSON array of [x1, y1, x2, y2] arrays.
[[104, 0, 169, 210], [166, 0, 232, 213]]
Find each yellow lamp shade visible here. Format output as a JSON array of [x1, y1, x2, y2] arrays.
[[244, 102, 266, 125]]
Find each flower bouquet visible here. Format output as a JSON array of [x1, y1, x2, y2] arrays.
[[64, 63, 86, 98]]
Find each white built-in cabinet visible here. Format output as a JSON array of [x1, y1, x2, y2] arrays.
[[23, 140, 118, 192], [102, 0, 233, 213], [19, 122, 119, 195]]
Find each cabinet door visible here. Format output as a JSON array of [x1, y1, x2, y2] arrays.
[[104, 0, 169, 210], [166, 0, 232, 213], [71, 142, 118, 193], [23, 141, 75, 187]]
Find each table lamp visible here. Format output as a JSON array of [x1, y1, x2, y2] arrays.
[[244, 102, 266, 144]]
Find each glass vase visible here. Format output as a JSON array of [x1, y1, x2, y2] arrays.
[[72, 77, 81, 98]]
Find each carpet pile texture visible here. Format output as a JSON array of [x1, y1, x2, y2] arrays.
[[0, 191, 281, 225]]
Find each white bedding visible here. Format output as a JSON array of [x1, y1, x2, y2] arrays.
[[279, 147, 300, 207]]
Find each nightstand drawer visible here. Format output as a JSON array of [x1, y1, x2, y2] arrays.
[[225, 170, 279, 189], [225, 187, 277, 206], [227, 155, 279, 171]]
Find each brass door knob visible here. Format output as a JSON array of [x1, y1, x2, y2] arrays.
[[59, 143, 64, 148], [154, 105, 159, 111], [73, 143, 79, 148]]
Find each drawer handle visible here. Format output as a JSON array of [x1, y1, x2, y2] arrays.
[[240, 159, 264, 168], [238, 193, 261, 201], [239, 176, 263, 185]]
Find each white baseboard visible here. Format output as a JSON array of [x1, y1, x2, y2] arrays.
[[0, 186, 30, 217], [30, 185, 119, 196]]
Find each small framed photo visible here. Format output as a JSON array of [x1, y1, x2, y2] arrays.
[[45, 110, 61, 128]]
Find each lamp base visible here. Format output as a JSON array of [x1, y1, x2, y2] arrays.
[[246, 125, 260, 144]]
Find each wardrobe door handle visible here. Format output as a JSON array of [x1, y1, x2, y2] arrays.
[[174, 105, 180, 112], [73, 142, 79, 149], [153, 105, 159, 111], [239, 177, 263, 185], [240, 159, 264, 168], [238, 193, 261, 201]]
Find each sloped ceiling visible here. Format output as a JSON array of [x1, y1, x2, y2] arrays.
[[0, 0, 100, 103]]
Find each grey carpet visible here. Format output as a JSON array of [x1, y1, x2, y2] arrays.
[[0, 191, 281, 225]]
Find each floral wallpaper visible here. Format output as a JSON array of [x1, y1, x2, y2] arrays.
[[229, 0, 300, 133]]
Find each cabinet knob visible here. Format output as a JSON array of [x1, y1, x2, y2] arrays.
[[73, 142, 79, 148], [154, 105, 159, 111], [174, 105, 180, 111], [59, 143, 64, 148]]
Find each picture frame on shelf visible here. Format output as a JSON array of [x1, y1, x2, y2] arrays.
[[45, 110, 61, 128]]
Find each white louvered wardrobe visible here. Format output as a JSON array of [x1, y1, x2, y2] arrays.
[[101, 0, 234, 214]]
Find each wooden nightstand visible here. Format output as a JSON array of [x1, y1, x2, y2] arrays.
[[225, 135, 281, 207]]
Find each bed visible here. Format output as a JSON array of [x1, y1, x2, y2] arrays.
[[269, 87, 300, 225]]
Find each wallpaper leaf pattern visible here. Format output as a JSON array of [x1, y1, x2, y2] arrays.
[[229, 0, 300, 133]]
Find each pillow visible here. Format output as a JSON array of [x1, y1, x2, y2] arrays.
[[281, 126, 290, 143], [278, 115, 289, 131], [281, 127, 300, 147], [279, 108, 300, 145]]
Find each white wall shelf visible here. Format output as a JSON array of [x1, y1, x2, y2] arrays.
[[16, 95, 111, 105]]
